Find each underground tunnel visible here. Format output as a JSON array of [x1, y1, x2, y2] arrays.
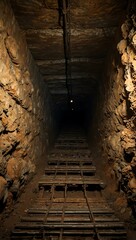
[[0, 0, 136, 239]]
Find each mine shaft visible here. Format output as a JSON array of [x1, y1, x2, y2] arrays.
[[0, 0, 136, 240]]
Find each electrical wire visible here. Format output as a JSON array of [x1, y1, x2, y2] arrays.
[[59, 0, 73, 110]]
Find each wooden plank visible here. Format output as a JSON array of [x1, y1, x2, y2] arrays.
[[36, 197, 107, 203], [11, 230, 127, 239], [35, 203, 110, 212], [57, 140, 87, 144], [50, 149, 90, 153], [54, 146, 88, 150], [45, 165, 96, 173], [21, 216, 119, 223], [15, 221, 125, 229], [28, 208, 114, 215], [38, 175, 105, 187], [47, 158, 92, 163]]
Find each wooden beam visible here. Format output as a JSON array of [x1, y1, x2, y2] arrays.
[[43, 74, 97, 81], [36, 57, 104, 65], [25, 27, 116, 37]]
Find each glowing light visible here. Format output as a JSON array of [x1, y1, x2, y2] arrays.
[[70, 99, 73, 103]]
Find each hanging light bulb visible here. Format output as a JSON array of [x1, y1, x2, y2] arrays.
[[70, 99, 74, 111]]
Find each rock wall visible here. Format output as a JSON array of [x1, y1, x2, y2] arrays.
[[90, 13, 136, 216], [0, 1, 55, 205]]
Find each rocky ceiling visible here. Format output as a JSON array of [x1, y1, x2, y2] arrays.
[[10, 0, 128, 110]]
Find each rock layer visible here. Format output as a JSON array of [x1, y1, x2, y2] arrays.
[[90, 13, 136, 216], [0, 1, 55, 206]]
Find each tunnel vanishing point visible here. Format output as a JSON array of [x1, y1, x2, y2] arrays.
[[0, 1, 136, 239]]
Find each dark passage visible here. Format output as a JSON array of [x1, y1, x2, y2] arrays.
[[11, 126, 127, 240]]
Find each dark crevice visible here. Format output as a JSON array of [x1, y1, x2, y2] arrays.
[[3, 141, 20, 157], [124, 150, 135, 163], [125, 89, 134, 119]]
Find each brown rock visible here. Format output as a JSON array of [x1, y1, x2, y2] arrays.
[[0, 176, 7, 200], [122, 165, 132, 173], [121, 21, 130, 39], [0, 157, 7, 176], [121, 128, 135, 152], [10, 179, 20, 194], [7, 158, 18, 180], [27, 160, 35, 174], [108, 133, 122, 153], [117, 39, 127, 54], [1, 115, 8, 128], [18, 159, 29, 177], [125, 75, 135, 92], [129, 177, 136, 192], [7, 157, 35, 181], [131, 157, 136, 168], [6, 104, 19, 132], [0, 120, 5, 133], [0, 132, 18, 155], [121, 52, 129, 65], [115, 100, 127, 118], [5, 36, 20, 65]]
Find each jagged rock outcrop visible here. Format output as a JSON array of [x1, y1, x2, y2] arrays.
[[0, 1, 55, 207], [90, 13, 136, 217]]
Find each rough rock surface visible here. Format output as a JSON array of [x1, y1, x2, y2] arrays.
[[0, 176, 7, 201], [90, 13, 136, 217], [0, 1, 55, 208]]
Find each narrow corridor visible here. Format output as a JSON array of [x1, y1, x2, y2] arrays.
[[0, 2, 136, 239], [11, 126, 126, 240]]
